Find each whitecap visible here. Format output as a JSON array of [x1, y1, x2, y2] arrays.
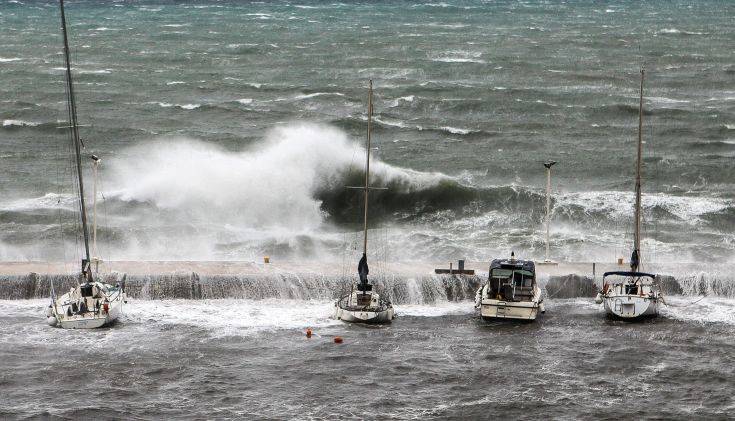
[[387, 95, 415, 108], [0, 57, 21, 62], [2, 119, 38, 128], [440, 126, 474, 135], [166, 81, 185, 85], [236, 98, 253, 105], [78, 69, 112, 75], [293, 92, 345, 100]]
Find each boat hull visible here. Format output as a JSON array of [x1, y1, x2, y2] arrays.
[[50, 282, 125, 329], [603, 294, 658, 320], [334, 289, 395, 324], [57, 301, 122, 329], [334, 306, 395, 324], [480, 300, 541, 321]]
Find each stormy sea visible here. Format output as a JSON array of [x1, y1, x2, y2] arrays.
[[1, 0, 734, 419]]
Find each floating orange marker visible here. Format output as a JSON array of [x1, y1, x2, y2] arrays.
[[334, 336, 343, 344], [306, 328, 312, 338]]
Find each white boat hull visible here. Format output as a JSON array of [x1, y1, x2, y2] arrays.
[[476, 284, 544, 321], [334, 289, 394, 324], [603, 294, 658, 320], [334, 306, 395, 323], [49, 282, 125, 329], [479, 299, 542, 321]]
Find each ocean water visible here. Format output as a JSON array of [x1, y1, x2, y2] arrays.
[[1, 297, 734, 419], [1, 2, 735, 417], [0, 0, 733, 264]]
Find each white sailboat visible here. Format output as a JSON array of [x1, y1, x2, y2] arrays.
[[45, 0, 126, 329], [475, 252, 545, 321], [334, 80, 395, 324], [594, 68, 661, 320]]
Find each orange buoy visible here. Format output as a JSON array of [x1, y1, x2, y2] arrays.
[[306, 328, 312, 338], [334, 336, 343, 344]]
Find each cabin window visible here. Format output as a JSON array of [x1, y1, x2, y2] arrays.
[[489, 268, 535, 301]]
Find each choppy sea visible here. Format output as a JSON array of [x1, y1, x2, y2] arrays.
[[1, 1, 734, 418]]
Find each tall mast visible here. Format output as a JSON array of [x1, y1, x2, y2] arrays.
[[60, 0, 92, 270], [362, 80, 373, 256], [632, 68, 644, 271], [543, 161, 556, 263]]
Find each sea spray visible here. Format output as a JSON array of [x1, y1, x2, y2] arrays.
[[3, 270, 735, 301]]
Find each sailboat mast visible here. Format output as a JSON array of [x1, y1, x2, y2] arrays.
[[633, 68, 644, 270], [362, 80, 373, 256], [59, 0, 92, 267]]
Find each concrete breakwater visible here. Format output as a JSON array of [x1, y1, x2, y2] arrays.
[[0, 261, 732, 301]]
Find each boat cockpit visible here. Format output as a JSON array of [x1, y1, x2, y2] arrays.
[[485, 260, 537, 302]]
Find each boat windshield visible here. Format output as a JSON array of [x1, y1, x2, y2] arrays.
[[488, 268, 535, 301]]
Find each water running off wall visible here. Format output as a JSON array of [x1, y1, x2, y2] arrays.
[[2, 270, 734, 302]]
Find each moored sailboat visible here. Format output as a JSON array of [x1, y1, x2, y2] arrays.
[[45, 0, 126, 329], [595, 68, 661, 320], [334, 81, 395, 324]]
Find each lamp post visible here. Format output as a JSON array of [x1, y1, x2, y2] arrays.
[[543, 161, 557, 263]]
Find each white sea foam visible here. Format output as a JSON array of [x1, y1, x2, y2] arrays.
[[396, 301, 473, 317], [236, 98, 253, 105], [154, 102, 200, 110], [432, 57, 485, 64], [554, 191, 731, 222], [387, 95, 415, 108], [440, 126, 474, 135], [1, 192, 77, 212], [104, 124, 447, 237], [166, 81, 185, 85], [292, 92, 345, 100], [78, 69, 112, 75], [662, 297, 735, 326], [126, 299, 341, 337], [658, 28, 708, 35], [2, 119, 38, 128], [0, 57, 21, 62]]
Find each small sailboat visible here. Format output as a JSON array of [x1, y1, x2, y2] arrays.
[[475, 252, 545, 321], [334, 81, 395, 324], [595, 68, 661, 320], [45, 0, 126, 329]]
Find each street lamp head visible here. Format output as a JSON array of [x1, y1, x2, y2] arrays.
[[543, 160, 557, 169]]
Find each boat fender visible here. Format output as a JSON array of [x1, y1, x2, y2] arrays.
[[46, 316, 58, 326], [103, 302, 109, 314], [45, 306, 53, 318], [594, 293, 603, 304]]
